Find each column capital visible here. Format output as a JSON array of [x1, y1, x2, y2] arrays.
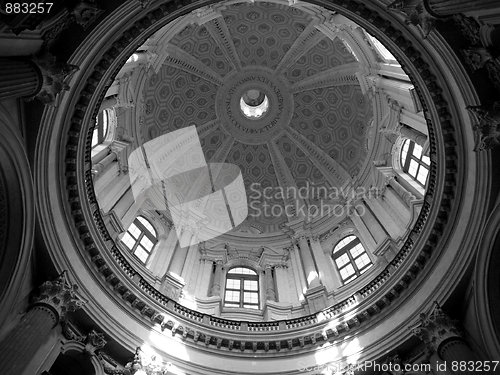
[[30, 272, 86, 324], [409, 302, 462, 352], [29, 52, 80, 105]]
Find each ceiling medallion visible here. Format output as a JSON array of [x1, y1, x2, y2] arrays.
[[216, 66, 294, 145]]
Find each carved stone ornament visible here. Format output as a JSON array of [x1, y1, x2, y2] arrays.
[[69, 1, 103, 29], [137, 0, 155, 8], [119, 347, 171, 375], [31, 272, 87, 322], [453, 14, 482, 46], [84, 330, 107, 356], [461, 47, 493, 71], [467, 101, 500, 151], [409, 302, 462, 352], [387, 0, 437, 38], [28, 51, 79, 105]]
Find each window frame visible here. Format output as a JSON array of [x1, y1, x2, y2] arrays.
[[400, 139, 430, 188], [332, 236, 372, 284], [121, 216, 158, 264], [223, 267, 260, 310], [91, 109, 110, 149]]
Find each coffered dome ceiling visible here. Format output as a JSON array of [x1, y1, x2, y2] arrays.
[[136, 2, 374, 233]]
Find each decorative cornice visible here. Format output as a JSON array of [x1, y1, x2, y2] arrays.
[[54, 0, 462, 357]]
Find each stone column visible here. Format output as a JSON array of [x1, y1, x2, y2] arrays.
[[297, 236, 321, 288], [358, 200, 387, 244], [91, 151, 117, 178], [168, 225, 194, 277], [349, 205, 377, 251], [182, 242, 202, 294], [309, 237, 337, 291], [264, 265, 276, 302], [326, 252, 343, 289], [0, 58, 42, 100], [146, 225, 178, 277], [388, 176, 416, 206], [196, 257, 215, 298], [0, 273, 85, 374], [111, 188, 135, 221], [425, 0, 499, 16], [371, 76, 416, 112], [287, 246, 307, 301], [410, 302, 486, 375], [399, 124, 427, 148], [273, 264, 290, 303], [383, 187, 411, 223], [210, 260, 224, 297], [364, 197, 402, 239], [99, 95, 118, 111]]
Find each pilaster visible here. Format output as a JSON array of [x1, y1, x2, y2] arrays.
[[0, 273, 85, 374]]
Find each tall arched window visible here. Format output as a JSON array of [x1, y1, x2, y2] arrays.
[[224, 267, 259, 309], [91, 109, 110, 148], [333, 235, 372, 284], [121, 216, 157, 264], [400, 139, 430, 187]]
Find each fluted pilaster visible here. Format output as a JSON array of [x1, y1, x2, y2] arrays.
[[0, 273, 85, 373], [0, 58, 42, 100], [264, 265, 276, 301], [297, 236, 321, 288], [425, 0, 500, 16], [210, 260, 224, 297]]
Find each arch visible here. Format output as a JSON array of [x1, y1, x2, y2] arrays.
[[399, 139, 430, 188], [332, 235, 372, 284], [91, 109, 113, 149], [224, 266, 260, 309], [121, 215, 158, 264], [31, 0, 484, 368]]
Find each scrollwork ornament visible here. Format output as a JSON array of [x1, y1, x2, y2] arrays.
[[387, 0, 437, 38], [467, 101, 500, 151], [84, 330, 107, 356], [27, 51, 79, 105]]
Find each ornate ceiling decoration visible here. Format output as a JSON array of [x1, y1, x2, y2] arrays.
[[138, 1, 373, 232], [46, 0, 470, 364]]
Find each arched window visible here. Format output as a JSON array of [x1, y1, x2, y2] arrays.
[[121, 216, 157, 263], [91, 109, 110, 148], [224, 267, 259, 309], [332, 235, 372, 284], [400, 139, 430, 187]]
